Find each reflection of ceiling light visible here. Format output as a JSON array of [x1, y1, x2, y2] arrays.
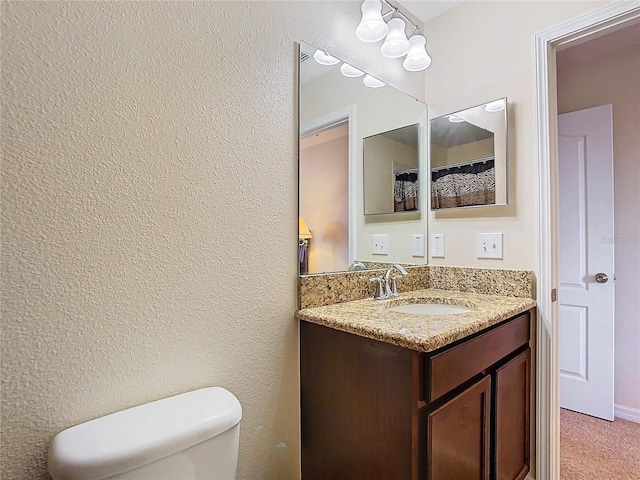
[[363, 75, 385, 88], [448, 115, 464, 123], [340, 63, 365, 78], [313, 50, 339, 66], [403, 33, 431, 71], [485, 99, 505, 112], [356, 0, 388, 42], [381, 17, 410, 58]]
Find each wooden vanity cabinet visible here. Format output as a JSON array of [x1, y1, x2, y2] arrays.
[[300, 310, 531, 480]]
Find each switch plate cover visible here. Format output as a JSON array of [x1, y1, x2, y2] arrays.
[[431, 234, 445, 258], [372, 234, 389, 255], [412, 234, 425, 257], [476, 233, 503, 259]]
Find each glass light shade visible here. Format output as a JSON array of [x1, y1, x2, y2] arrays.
[[380, 18, 410, 58], [403, 34, 432, 71], [485, 99, 506, 112], [340, 63, 364, 77], [356, 0, 388, 43], [313, 49, 339, 66], [363, 74, 385, 88]]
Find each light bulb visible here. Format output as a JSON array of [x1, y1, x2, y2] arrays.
[[363, 75, 385, 88], [356, 0, 388, 43], [403, 34, 432, 71], [313, 49, 339, 66], [381, 17, 410, 58], [340, 63, 364, 78]]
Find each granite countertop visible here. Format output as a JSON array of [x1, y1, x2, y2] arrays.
[[296, 288, 536, 353]]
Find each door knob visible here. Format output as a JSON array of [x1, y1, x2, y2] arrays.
[[595, 273, 608, 284]]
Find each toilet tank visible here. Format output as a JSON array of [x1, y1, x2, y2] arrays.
[[48, 387, 242, 480]]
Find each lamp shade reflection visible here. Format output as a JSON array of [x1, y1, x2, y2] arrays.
[[299, 217, 312, 239]]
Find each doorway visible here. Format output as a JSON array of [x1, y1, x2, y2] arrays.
[[300, 120, 351, 274], [534, 2, 640, 478]]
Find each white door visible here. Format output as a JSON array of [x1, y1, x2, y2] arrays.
[[558, 104, 615, 421]]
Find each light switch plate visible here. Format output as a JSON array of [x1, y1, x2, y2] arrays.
[[412, 234, 425, 257], [372, 234, 389, 255], [476, 233, 503, 259], [431, 234, 445, 258]]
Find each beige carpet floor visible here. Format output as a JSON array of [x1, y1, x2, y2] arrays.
[[560, 408, 640, 479]]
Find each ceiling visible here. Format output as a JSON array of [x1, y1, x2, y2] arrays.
[[556, 21, 640, 68], [396, 0, 462, 22]]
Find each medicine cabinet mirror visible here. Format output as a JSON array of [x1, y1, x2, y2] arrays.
[[363, 123, 420, 216], [430, 98, 508, 210]]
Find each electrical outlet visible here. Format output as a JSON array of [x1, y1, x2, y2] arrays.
[[476, 233, 503, 259], [412, 234, 425, 257], [372, 234, 389, 255], [431, 234, 445, 258]]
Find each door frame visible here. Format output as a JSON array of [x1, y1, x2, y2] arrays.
[[300, 105, 357, 266], [534, 1, 640, 478]]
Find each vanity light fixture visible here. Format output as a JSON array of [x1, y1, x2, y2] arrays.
[[485, 99, 506, 112], [340, 63, 365, 78], [363, 74, 386, 88], [356, 0, 388, 42], [313, 49, 340, 66], [403, 31, 432, 71], [381, 16, 410, 58], [355, 0, 432, 72]]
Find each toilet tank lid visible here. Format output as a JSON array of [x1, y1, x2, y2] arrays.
[[48, 387, 242, 480]]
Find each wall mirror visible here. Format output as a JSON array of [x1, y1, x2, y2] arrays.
[[364, 123, 420, 215], [430, 98, 508, 210], [298, 41, 427, 275]]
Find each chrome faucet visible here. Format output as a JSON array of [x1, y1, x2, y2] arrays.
[[385, 264, 408, 297], [369, 264, 409, 300]]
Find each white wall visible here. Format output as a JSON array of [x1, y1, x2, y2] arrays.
[[557, 44, 640, 414], [0, 2, 425, 478], [423, 0, 610, 269]]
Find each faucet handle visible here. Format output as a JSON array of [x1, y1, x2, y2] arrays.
[[369, 277, 386, 300], [390, 276, 401, 297]]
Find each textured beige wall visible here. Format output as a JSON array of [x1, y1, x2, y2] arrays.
[[557, 44, 640, 413], [0, 1, 424, 479], [423, 0, 611, 269]]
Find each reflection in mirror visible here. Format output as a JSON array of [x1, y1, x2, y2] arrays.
[[364, 124, 420, 215], [298, 41, 428, 275], [430, 98, 508, 210]]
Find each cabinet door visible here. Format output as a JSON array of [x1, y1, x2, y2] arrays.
[[300, 322, 419, 480], [427, 375, 491, 480], [494, 348, 531, 480]]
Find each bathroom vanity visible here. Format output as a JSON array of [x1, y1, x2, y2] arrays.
[[297, 289, 535, 480]]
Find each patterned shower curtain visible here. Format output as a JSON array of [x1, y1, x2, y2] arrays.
[[394, 170, 418, 212], [431, 159, 495, 209]]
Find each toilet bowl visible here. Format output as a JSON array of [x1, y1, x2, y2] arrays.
[[48, 387, 242, 480]]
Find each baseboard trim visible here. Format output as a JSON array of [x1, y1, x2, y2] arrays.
[[615, 404, 640, 423]]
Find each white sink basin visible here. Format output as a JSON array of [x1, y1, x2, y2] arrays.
[[389, 303, 475, 315]]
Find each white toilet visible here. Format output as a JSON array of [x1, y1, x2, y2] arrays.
[[48, 387, 242, 480]]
